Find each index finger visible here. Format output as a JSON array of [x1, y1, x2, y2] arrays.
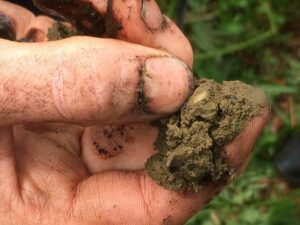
[[0, 37, 193, 126]]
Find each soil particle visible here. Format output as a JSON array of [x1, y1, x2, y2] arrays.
[[160, 16, 169, 31], [47, 21, 82, 41], [136, 64, 151, 113], [162, 215, 173, 225], [146, 79, 268, 192]]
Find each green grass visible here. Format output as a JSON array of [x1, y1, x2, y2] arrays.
[[157, 0, 300, 224]]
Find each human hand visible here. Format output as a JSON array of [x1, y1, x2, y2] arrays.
[[0, 1, 269, 224]]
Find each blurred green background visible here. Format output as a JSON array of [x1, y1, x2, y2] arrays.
[[156, 0, 300, 224]]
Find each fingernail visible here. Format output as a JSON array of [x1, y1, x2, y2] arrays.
[[142, 57, 194, 114], [0, 13, 16, 41], [141, 0, 165, 30]]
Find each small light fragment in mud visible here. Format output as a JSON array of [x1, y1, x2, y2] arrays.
[[146, 79, 268, 192]]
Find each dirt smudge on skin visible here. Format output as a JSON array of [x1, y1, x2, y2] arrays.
[[33, 0, 107, 36], [162, 215, 174, 225], [146, 79, 268, 192], [36, 0, 169, 39], [136, 63, 151, 113], [0, 13, 16, 41], [105, 0, 123, 38], [94, 125, 134, 160], [160, 16, 169, 30], [47, 21, 82, 41], [34, 0, 123, 37]]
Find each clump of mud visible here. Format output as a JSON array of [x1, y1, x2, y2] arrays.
[[146, 79, 268, 192], [47, 21, 82, 41]]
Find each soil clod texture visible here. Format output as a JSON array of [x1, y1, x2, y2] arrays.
[[146, 79, 268, 192], [48, 21, 82, 41]]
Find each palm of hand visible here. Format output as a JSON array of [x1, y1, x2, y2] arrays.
[[3, 123, 202, 225], [0, 1, 269, 225]]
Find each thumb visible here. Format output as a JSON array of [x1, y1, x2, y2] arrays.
[[0, 37, 193, 126], [73, 109, 269, 225]]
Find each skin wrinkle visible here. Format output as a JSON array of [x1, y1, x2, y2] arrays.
[[85, 178, 98, 224], [0, 78, 19, 120], [113, 56, 138, 115], [71, 183, 83, 223], [91, 66, 115, 123], [137, 173, 153, 224], [51, 67, 73, 121]]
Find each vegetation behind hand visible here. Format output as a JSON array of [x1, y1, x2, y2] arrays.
[[157, 0, 300, 224]]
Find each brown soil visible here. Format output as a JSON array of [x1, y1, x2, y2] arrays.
[[146, 79, 268, 192], [47, 21, 82, 41]]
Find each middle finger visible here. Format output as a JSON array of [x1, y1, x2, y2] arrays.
[[34, 0, 193, 66]]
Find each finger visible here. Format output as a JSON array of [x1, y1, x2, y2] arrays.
[[0, 37, 193, 125], [76, 110, 269, 225], [33, 0, 193, 66], [74, 171, 217, 225], [0, 1, 54, 42], [81, 123, 158, 173], [0, 126, 18, 201], [19, 15, 54, 42], [0, 1, 34, 40]]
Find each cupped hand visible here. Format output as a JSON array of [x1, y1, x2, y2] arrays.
[[0, 1, 269, 225]]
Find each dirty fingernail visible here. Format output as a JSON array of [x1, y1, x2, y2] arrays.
[[0, 14, 16, 41], [142, 57, 193, 114], [141, 0, 165, 30]]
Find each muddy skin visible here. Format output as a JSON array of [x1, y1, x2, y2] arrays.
[[136, 63, 151, 113], [93, 126, 133, 160], [47, 22, 82, 41], [0, 13, 16, 41], [35, 0, 169, 39], [146, 79, 268, 192], [105, 0, 123, 38], [33, 0, 107, 36], [33, 0, 123, 38], [160, 17, 169, 30]]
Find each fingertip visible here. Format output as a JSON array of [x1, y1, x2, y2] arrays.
[[153, 16, 194, 67], [142, 56, 194, 114], [141, 0, 164, 30]]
